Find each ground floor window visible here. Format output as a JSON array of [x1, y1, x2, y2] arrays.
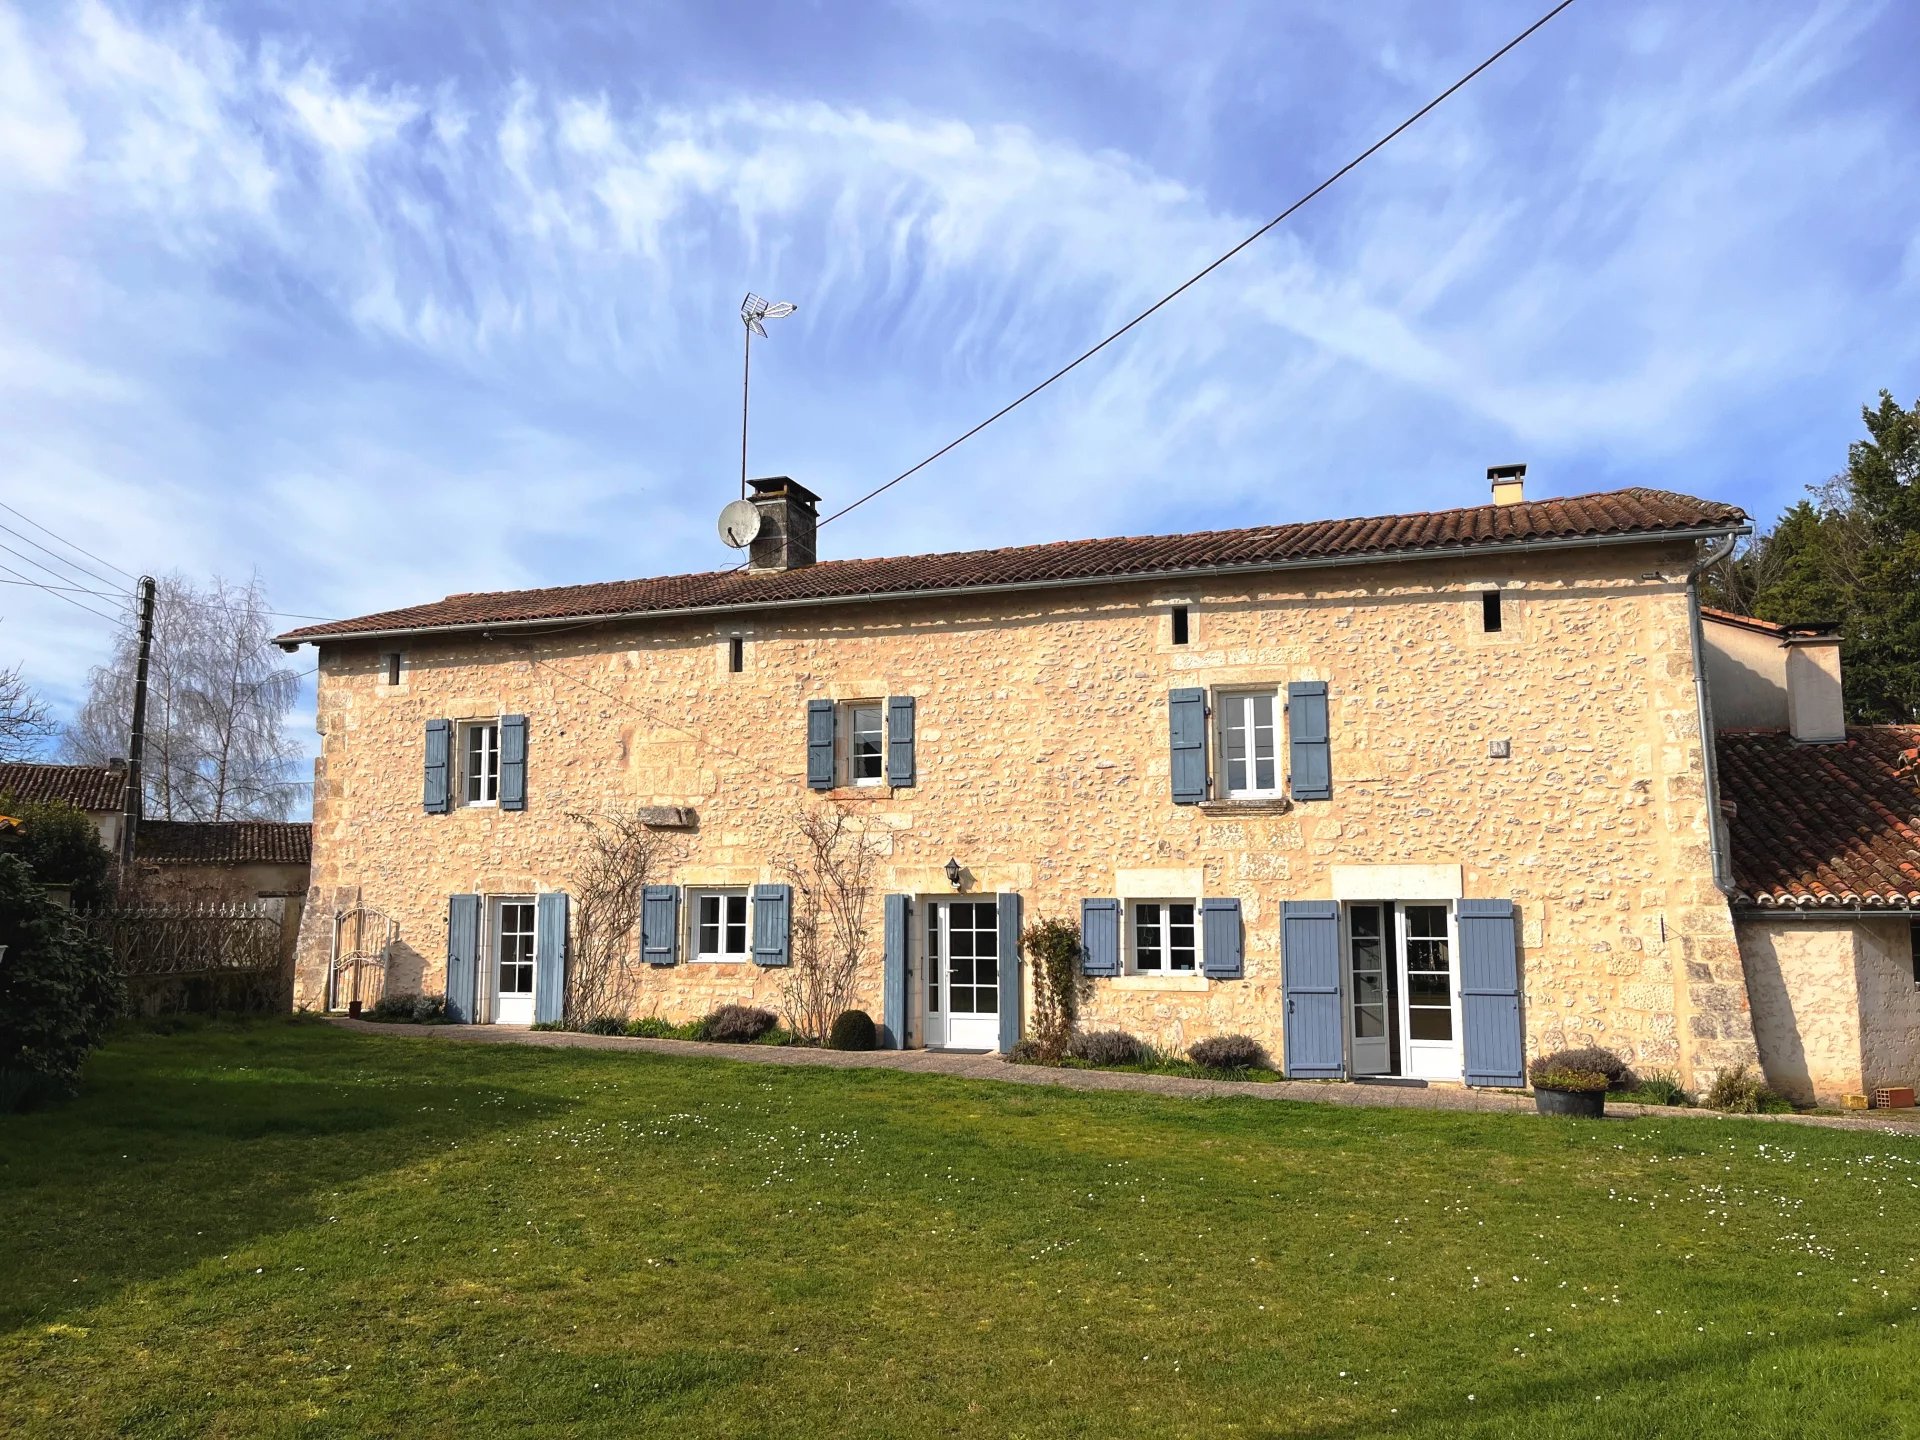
[[691, 889, 751, 962], [1130, 900, 1197, 973]]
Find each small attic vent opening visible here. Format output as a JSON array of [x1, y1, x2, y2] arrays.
[[728, 635, 744, 673], [1481, 591, 1503, 633], [1171, 605, 1190, 646]]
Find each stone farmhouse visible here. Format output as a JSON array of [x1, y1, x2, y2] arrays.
[[274, 471, 1919, 1101]]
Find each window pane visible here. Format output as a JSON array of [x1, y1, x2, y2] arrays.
[[1409, 971, 1451, 1005], [1409, 1007, 1453, 1041], [698, 894, 720, 955], [1355, 1003, 1386, 1038], [851, 705, 883, 779], [927, 912, 940, 1011], [1168, 902, 1196, 971]]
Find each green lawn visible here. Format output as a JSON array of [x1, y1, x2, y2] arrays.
[[2, 1022, 1917, 1438]]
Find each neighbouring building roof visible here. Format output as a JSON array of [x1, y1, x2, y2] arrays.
[[1700, 608, 1839, 639], [276, 487, 1746, 645], [136, 820, 313, 867], [1718, 727, 1920, 909], [0, 761, 127, 813]]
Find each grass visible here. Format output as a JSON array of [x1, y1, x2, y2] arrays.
[[2, 1022, 1917, 1438]]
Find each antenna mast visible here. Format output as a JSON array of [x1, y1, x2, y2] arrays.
[[737, 292, 797, 500]]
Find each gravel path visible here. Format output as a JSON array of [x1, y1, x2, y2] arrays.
[[329, 1018, 1920, 1134]]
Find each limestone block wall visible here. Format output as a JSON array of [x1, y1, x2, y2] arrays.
[[293, 536, 1758, 1088], [1740, 915, 1920, 1102]]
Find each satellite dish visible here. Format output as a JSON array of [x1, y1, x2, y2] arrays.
[[718, 499, 762, 549]]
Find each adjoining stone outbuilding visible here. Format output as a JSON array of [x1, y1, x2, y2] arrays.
[[277, 471, 1780, 1095], [1703, 609, 1920, 1105]]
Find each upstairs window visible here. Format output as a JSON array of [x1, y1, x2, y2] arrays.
[[1481, 590, 1503, 633], [384, 651, 403, 685], [846, 702, 885, 786], [462, 720, 500, 806], [728, 635, 745, 673], [1171, 605, 1190, 646], [1910, 919, 1920, 987], [1131, 900, 1198, 974], [1218, 690, 1280, 798]]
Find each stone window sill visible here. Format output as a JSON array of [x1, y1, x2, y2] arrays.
[[1197, 798, 1293, 817], [1109, 974, 1209, 994]]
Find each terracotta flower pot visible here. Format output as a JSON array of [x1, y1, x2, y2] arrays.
[[1534, 1087, 1604, 1118]]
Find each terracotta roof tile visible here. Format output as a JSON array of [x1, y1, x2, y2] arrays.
[[277, 486, 1745, 644], [0, 762, 127, 813], [1718, 727, 1920, 909], [136, 820, 312, 866]]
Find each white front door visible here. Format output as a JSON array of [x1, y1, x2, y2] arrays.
[[492, 897, 537, 1026], [1398, 903, 1461, 1080], [921, 899, 1000, 1050]]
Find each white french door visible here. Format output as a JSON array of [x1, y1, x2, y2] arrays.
[[491, 897, 537, 1026], [921, 899, 1000, 1050], [1343, 901, 1462, 1080]]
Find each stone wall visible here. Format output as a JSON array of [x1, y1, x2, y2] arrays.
[[1740, 915, 1920, 1102], [1851, 917, 1920, 1095], [293, 537, 1759, 1088]]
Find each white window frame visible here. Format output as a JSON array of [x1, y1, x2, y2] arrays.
[[689, 888, 753, 963], [1128, 899, 1199, 976], [1215, 689, 1281, 799], [843, 701, 886, 787], [460, 719, 500, 807]]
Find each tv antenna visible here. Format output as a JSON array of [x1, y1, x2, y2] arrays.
[[737, 292, 797, 502]]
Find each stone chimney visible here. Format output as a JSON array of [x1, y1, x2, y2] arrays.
[[1488, 462, 1526, 506], [1785, 632, 1846, 744], [747, 476, 820, 573]]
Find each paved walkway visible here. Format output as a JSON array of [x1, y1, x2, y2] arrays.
[[330, 1019, 1920, 1134]]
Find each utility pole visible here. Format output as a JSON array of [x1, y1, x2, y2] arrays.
[[120, 575, 156, 870]]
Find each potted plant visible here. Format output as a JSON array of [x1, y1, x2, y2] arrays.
[[1528, 1048, 1619, 1118]]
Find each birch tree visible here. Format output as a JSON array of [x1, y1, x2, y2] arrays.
[[0, 657, 51, 761], [62, 573, 304, 820]]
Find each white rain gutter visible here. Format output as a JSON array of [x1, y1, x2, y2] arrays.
[[279, 524, 1748, 649], [1686, 530, 1744, 894]]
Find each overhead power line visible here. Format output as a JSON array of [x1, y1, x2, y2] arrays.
[[0, 561, 126, 626], [814, 0, 1580, 532], [0, 498, 141, 583]]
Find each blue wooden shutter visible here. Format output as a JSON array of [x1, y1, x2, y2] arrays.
[[1288, 682, 1330, 800], [499, 714, 528, 811], [806, 701, 835, 790], [1169, 687, 1209, 804], [886, 696, 916, 787], [1080, 898, 1120, 977], [882, 894, 910, 1048], [423, 719, 452, 814], [753, 884, 791, 966], [534, 891, 568, 1024], [1201, 897, 1243, 979], [1281, 900, 1345, 1078], [641, 885, 680, 967], [996, 893, 1023, 1054], [445, 893, 479, 1022], [1458, 899, 1525, 1087]]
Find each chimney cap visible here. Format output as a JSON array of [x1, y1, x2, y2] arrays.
[[748, 475, 821, 506], [1486, 462, 1527, 482]]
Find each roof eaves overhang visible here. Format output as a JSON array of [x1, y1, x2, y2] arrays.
[[278, 521, 1751, 650]]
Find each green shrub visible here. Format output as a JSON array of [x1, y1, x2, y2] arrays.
[[699, 1004, 777, 1044], [1188, 1034, 1270, 1072], [1531, 1066, 1610, 1094], [366, 993, 419, 1023], [578, 1014, 626, 1036], [1530, 1046, 1629, 1088], [623, 1016, 678, 1039], [826, 1009, 876, 1051], [0, 854, 121, 1111], [0, 795, 115, 909], [1705, 1063, 1788, 1114], [1005, 1038, 1049, 1065], [1622, 1070, 1691, 1106], [1068, 1030, 1148, 1067], [1021, 916, 1087, 1061]]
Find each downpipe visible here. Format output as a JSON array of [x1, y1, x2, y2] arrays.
[[1686, 531, 1741, 894]]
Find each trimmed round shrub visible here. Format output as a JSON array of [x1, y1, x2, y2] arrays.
[[700, 1004, 778, 1044], [1531, 1066, 1609, 1094], [1005, 1038, 1049, 1066], [0, 854, 121, 1111], [1067, 1029, 1149, 1067], [827, 1009, 877, 1051], [1188, 1034, 1270, 1072], [411, 994, 448, 1024], [364, 992, 419, 1023], [1530, 1046, 1629, 1089]]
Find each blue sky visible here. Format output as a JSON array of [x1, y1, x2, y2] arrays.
[[2, 0, 1918, 784]]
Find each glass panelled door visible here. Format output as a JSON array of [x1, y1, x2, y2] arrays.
[[922, 899, 999, 1050], [1347, 904, 1392, 1075], [1399, 904, 1459, 1079], [493, 898, 537, 1025]]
